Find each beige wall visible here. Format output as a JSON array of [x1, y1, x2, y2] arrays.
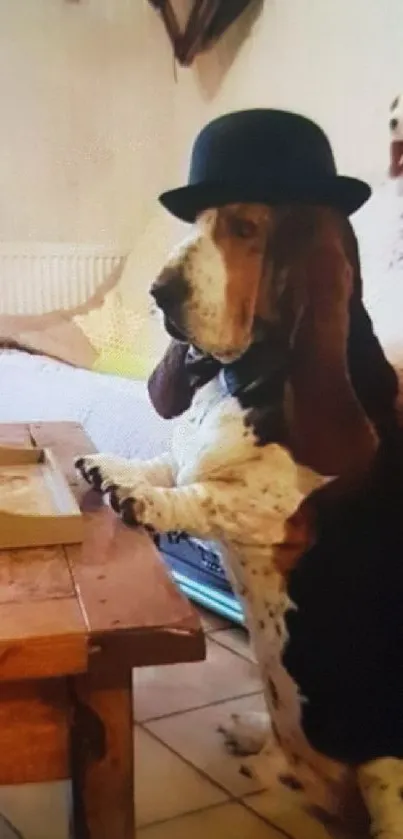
[[0, 0, 176, 245], [2, 0, 403, 246]]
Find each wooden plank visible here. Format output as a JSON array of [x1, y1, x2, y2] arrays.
[[30, 422, 205, 668], [0, 545, 75, 603], [0, 424, 87, 679], [66, 516, 203, 634], [29, 421, 97, 505], [0, 680, 69, 784], [0, 602, 87, 681], [70, 671, 134, 839], [0, 446, 43, 464], [0, 423, 32, 448], [0, 446, 83, 550], [0, 544, 88, 680]]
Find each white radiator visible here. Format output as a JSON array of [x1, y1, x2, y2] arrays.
[[0, 244, 128, 316]]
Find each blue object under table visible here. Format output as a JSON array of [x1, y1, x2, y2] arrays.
[[158, 532, 244, 625]]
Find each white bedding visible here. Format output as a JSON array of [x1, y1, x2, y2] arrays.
[[0, 351, 174, 459]]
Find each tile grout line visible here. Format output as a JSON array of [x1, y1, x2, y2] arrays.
[[134, 689, 264, 724], [241, 797, 296, 839], [136, 723, 238, 804], [137, 790, 295, 838], [137, 799, 238, 833], [135, 711, 295, 836], [203, 623, 291, 836], [137, 716, 266, 800], [135, 620, 267, 830], [136, 615, 293, 837], [208, 631, 256, 663]]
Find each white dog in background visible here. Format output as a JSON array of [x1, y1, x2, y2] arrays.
[[389, 95, 403, 186]]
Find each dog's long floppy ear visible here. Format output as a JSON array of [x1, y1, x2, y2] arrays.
[[147, 340, 194, 419], [147, 339, 221, 418], [274, 207, 382, 477]]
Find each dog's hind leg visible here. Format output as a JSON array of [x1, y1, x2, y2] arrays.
[[357, 757, 403, 838]]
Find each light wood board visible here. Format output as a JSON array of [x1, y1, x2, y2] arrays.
[[0, 446, 83, 549]]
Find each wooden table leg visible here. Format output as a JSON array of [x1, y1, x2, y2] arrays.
[[69, 670, 134, 839]]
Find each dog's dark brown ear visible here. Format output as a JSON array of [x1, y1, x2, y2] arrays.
[[147, 340, 222, 418], [147, 340, 194, 418], [275, 207, 380, 477]]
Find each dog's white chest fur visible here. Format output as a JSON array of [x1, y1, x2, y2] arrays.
[[172, 374, 320, 495], [172, 373, 257, 485]]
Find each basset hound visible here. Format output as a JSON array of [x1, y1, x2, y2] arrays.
[[76, 203, 403, 837]]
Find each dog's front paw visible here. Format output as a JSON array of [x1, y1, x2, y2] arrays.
[[75, 454, 107, 490], [106, 483, 158, 534], [218, 711, 272, 756], [75, 454, 132, 493]]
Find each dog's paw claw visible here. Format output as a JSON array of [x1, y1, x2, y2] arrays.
[[75, 457, 103, 490], [150, 529, 160, 546], [74, 456, 88, 480], [120, 497, 140, 527], [106, 484, 120, 512], [88, 467, 103, 490]]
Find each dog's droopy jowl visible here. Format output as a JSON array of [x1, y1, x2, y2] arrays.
[[75, 196, 403, 838]]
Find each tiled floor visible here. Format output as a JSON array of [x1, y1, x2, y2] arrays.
[[134, 607, 272, 837], [134, 606, 356, 839]]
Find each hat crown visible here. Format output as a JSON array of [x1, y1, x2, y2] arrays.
[[159, 108, 371, 221], [189, 109, 337, 187]]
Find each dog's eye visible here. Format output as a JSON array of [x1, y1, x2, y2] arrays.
[[391, 96, 400, 112], [228, 217, 258, 239]]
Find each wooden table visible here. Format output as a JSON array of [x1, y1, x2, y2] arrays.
[[0, 422, 205, 839]]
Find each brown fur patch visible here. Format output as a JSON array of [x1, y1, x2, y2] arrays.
[[211, 204, 275, 344], [389, 140, 403, 178], [273, 501, 317, 576], [272, 207, 379, 476]]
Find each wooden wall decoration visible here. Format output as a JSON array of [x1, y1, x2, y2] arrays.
[[148, 0, 257, 67]]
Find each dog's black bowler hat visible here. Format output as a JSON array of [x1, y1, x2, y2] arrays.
[[159, 109, 371, 222]]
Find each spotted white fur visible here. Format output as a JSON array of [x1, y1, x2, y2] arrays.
[[358, 759, 403, 838]]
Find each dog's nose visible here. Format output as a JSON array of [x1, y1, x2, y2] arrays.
[[150, 269, 189, 311], [390, 118, 399, 130]]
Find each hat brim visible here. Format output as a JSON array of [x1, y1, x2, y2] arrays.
[[159, 177, 371, 222]]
